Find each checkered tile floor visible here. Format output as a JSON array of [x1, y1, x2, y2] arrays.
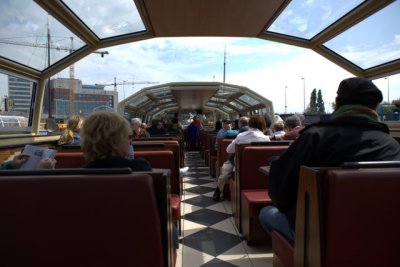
[[176, 151, 273, 266]]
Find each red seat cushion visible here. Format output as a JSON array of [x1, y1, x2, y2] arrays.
[[242, 189, 272, 217], [272, 230, 294, 267], [171, 194, 181, 222]]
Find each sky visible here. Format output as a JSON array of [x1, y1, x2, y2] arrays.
[[51, 37, 400, 114], [0, 0, 400, 114], [1, 36, 400, 114]]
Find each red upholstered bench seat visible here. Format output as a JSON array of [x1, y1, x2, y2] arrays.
[[170, 194, 180, 222], [241, 189, 272, 244], [272, 230, 294, 267], [242, 189, 272, 217], [55, 152, 88, 168]]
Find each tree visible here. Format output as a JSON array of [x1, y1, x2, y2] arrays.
[[317, 89, 325, 114], [308, 88, 318, 113]]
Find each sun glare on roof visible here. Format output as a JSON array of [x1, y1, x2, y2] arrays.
[[267, 0, 364, 40], [62, 0, 146, 39]]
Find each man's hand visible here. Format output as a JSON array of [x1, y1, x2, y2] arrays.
[[12, 154, 30, 169], [38, 158, 57, 169]]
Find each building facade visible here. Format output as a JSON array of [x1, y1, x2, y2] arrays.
[[7, 76, 34, 116], [51, 78, 118, 120]]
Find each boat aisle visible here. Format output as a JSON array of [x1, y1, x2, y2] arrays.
[[176, 151, 273, 266]]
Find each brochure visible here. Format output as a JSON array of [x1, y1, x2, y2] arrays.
[[20, 145, 56, 170]]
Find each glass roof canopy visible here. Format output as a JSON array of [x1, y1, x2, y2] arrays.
[[0, 0, 399, 120], [0, 0, 398, 76], [118, 82, 273, 120]]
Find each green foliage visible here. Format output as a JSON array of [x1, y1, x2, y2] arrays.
[[306, 89, 326, 114], [377, 104, 397, 115], [317, 89, 325, 114], [308, 89, 318, 113]]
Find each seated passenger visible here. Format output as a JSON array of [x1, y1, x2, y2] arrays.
[[131, 117, 150, 139], [146, 119, 168, 136], [213, 114, 270, 201], [296, 114, 306, 128], [58, 115, 84, 146], [0, 154, 56, 169], [237, 116, 249, 133], [170, 117, 182, 134], [80, 111, 151, 171], [278, 115, 302, 140], [214, 120, 222, 133], [224, 116, 249, 139], [271, 120, 285, 140], [259, 77, 400, 241], [264, 114, 273, 136], [215, 119, 232, 150]]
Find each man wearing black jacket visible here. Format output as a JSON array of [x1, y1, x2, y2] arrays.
[[259, 77, 400, 241]]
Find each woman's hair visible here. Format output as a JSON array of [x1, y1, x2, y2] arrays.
[[131, 117, 142, 125], [249, 114, 267, 132], [285, 115, 301, 130], [273, 120, 285, 131], [58, 115, 83, 145], [80, 111, 132, 162]]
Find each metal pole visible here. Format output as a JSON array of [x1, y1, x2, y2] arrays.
[[123, 81, 126, 100], [223, 45, 226, 83], [387, 77, 390, 104], [46, 19, 51, 118], [285, 86, 287, 113], [302, 77, 305, 112]]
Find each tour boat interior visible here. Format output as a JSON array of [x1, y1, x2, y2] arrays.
[[1, 1, 400, 267], [1, 1, 400, 138], [178, 151, 274, 266]]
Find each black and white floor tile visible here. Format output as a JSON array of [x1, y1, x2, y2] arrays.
[[176, 151, 273, 266]]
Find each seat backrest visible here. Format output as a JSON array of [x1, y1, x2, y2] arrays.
[[134, 139, 182, 169], [238, 145, 289, 190], [0, 172, 169, 267], [232, 142, 289, 231], [55, 151, 87, 168], [218, 139, 233, 166], [209, 135, 217, 156], [295, 165, 400, 267], [135, 150, 179, 195]]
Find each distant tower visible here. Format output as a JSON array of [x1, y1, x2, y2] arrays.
[[223, 45, 226, 83]]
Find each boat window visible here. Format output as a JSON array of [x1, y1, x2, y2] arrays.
[[129, 95, 149, 107], [61, 0, 146, 39], [239, 95, 260, 106], [324, 1, 400, 69], [267, 0, 365, 40], [0, 0, 85, 71], [229, 101, 245, 110], [0, 72, 35, 132], [221, 106, 234, 113]]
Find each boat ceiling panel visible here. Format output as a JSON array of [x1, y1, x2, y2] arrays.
[[143, 0, 285, 37], [171, 87, 218, 110]]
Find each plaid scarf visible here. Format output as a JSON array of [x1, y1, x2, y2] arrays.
[[331, 104, 379, 122]]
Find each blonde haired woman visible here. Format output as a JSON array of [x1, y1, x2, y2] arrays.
[[80, 111, 151, 171], [58, 115, 84, 146]]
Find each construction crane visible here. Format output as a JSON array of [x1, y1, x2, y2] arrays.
[[0, 37, 108, 116], [96, 77, 158, 98]]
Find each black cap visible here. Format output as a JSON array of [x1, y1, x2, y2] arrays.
[[222, 119, 232, 124], [336, 77, 383, 109]]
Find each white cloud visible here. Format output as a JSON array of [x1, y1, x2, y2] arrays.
[[24, 37, 400, 113]]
